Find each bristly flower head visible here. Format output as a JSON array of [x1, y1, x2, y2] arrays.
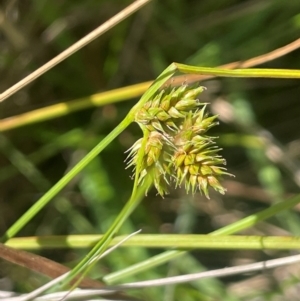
[[127, 84, 233, 198]]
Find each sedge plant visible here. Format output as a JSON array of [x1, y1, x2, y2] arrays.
[[3, 63, 300, 289]]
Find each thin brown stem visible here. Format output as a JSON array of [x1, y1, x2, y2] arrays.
[[0, 242, 102, 288]]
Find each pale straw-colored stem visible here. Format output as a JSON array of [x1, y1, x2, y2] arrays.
[[0, 0, 152, 103]]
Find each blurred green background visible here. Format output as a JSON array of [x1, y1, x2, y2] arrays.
[[1, 0, 300, 300]]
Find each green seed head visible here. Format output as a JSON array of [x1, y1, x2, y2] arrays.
[[128, 84, 233, 198]]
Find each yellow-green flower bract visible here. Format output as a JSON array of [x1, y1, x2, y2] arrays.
[[127, 84, 233, 198]]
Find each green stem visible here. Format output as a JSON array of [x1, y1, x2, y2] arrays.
[[7, 234, 300, 250], [175, 63, 300, 79], [0, 117, 132, 243], [104, 193, 300, 283], [63, 177, 151, 288], [0, 82, 152, 132]]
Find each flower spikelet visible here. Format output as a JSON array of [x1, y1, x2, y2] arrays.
[[135, 85, 206, 132], [126, 131, 173, 196], [127, 84, 233, 198]]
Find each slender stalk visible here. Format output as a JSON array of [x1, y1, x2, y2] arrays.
[[175, 63, 300, 79], [110, 254, 300, 288], [0, 82, 152, 132], [104, 193, 300, 283], [62, 177, 151, 289], [0, 116, 132, 242], [0, 0, 152, 103], [7, 234, 300, 251]]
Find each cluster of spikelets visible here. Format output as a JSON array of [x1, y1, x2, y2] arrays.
[[126, 84, 233, 198]]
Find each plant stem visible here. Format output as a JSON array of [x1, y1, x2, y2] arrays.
[[0, 0, 153, 103], [104, 193, 300, 283], [0, 117, 132, 242], [175, 63, 300, 79]]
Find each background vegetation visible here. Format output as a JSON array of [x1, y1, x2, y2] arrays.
[[1, 0, 300, 300]]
